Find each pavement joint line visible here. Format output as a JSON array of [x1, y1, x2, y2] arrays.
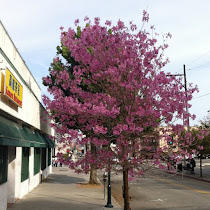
[[149, 175, 210, 195]]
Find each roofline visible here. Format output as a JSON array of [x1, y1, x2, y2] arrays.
[[0, 20, 41, 91]]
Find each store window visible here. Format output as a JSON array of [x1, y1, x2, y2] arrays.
[[21, 147, 29, 182], [34, 148, 40, 175], [0, 146, 8, 184], [48, 148, 51, 166], [41, 148, 46, 170], [52, 148, 56, 158]]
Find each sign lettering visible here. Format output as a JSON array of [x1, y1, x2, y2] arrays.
[[4, 68, 23, 107]]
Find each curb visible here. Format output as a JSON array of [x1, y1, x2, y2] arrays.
[[97, 175, 122, 209], [166, 171, 210, 183]]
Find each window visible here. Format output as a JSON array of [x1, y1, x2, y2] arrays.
[[21, 147, 29, 182], [48, 148, 51, 166], [41, 148, 46, 170], [34, 148, 40, 175], [52, 148, 56, 158], [168, 135, 174, 145], [0, 146, 8, 184]]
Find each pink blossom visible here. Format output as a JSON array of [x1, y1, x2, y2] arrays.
[[74, 19, 79, 26], [105, 20, 112, 26], [142, 10, 149, 22], [42, 11, 201, 185], [84, 16, 89, 22], [122, 124, 128, 131], [94, 17, 100, 25]]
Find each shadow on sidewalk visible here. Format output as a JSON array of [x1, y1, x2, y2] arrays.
[[8, 195, 105, 210], [43, 174, 86, 185]]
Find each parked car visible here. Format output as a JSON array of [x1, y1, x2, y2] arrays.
[[197, 154, 207, 159]]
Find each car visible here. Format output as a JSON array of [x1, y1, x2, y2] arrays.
[[197, 154, 207, 159]]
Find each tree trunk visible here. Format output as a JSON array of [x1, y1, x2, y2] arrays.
[[88, 143, 98, 185], [200, 156, 202, 178], [123, 161, 130, 210], [89, 166, 98, 184]]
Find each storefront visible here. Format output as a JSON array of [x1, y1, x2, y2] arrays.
[[0, 21, 54, 210]]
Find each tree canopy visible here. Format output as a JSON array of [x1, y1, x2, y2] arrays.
[[42, 11, 206, 209]]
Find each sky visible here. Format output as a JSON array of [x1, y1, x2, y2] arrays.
[[1, 0, 210, 126]]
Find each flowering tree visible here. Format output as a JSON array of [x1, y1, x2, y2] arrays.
[[43, 11, 204, 210]]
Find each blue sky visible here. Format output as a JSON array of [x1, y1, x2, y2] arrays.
[[1, 0, 210, 125]]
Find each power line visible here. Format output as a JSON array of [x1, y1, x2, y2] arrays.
[[188, 50, 210, 66], [193, 92, 210, 100], [188, 62, 210, 71]]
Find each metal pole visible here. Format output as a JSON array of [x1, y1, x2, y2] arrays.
[[183, 64, 190, 128], [200, 157, 203, 177], [103, 175, 106, 200], [104, 181, 106, 200], [183, 64, 190, 167], [105, 171, 113, 208]]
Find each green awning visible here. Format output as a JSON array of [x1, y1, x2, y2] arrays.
[[20, 126, 48, 148], [0, 115, 54, 148], [42, 134, 55, 148]]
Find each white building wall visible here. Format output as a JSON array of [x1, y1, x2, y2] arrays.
[[0, 21, 54, 210], [0, 182, 7, 210], [15, 147, 22, 199], [28, 147, 41, 192], [0, 22, 41, 102], [0, 22, 48, 132], [32, 173, 41, 190], [28, 147, 34, 192], [19, 179, 29, 199], [7, 146, 16, 203], [0, 61, 42, 130]]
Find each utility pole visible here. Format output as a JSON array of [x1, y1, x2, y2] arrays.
[[183, 64, 190, 129], [183, 64, 190, 168], [167, 64, 190, 169], [168, 65, 189, 127]]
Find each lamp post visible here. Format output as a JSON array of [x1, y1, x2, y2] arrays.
[[105, 171, 113, 208]]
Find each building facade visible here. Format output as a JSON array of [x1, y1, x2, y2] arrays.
[[0, 22, 54, 210]]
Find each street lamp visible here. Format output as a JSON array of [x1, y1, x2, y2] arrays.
[[105, 170, 113, 208]]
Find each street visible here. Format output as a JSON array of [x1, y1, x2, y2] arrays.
[[99, 159, 210, 210]]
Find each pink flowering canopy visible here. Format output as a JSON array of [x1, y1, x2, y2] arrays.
[[43, 11, 205, 177]]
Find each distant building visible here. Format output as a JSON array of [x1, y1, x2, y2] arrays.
[[0, 21, 55, 210], [53, 132, 86, 160]]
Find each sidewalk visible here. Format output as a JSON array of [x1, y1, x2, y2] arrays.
[[164, 159, 210, 183], [174, 162, 210, 183], [9, 167, 122, 210]]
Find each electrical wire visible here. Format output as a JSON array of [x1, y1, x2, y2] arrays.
[[192, 92, 210, 100], [188, 62, 210, 71], [188, 50, 210, 66]]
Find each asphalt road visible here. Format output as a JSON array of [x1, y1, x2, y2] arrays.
[[128, 171, 210, 209], [99, 159, 210, 210]]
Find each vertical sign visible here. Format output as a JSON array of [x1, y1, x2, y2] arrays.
[[4, 68, 23, 107]]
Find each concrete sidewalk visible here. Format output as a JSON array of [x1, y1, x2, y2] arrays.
[[175, 161, 210, 183], [163, 159, 210, 184], [9, 167, 122, 210]]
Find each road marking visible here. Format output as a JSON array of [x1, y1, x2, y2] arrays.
[[150, 199, 167, 202], [150, 175, 210, 195]]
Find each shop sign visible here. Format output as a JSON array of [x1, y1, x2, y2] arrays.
[[4, 68, 23, 107]]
